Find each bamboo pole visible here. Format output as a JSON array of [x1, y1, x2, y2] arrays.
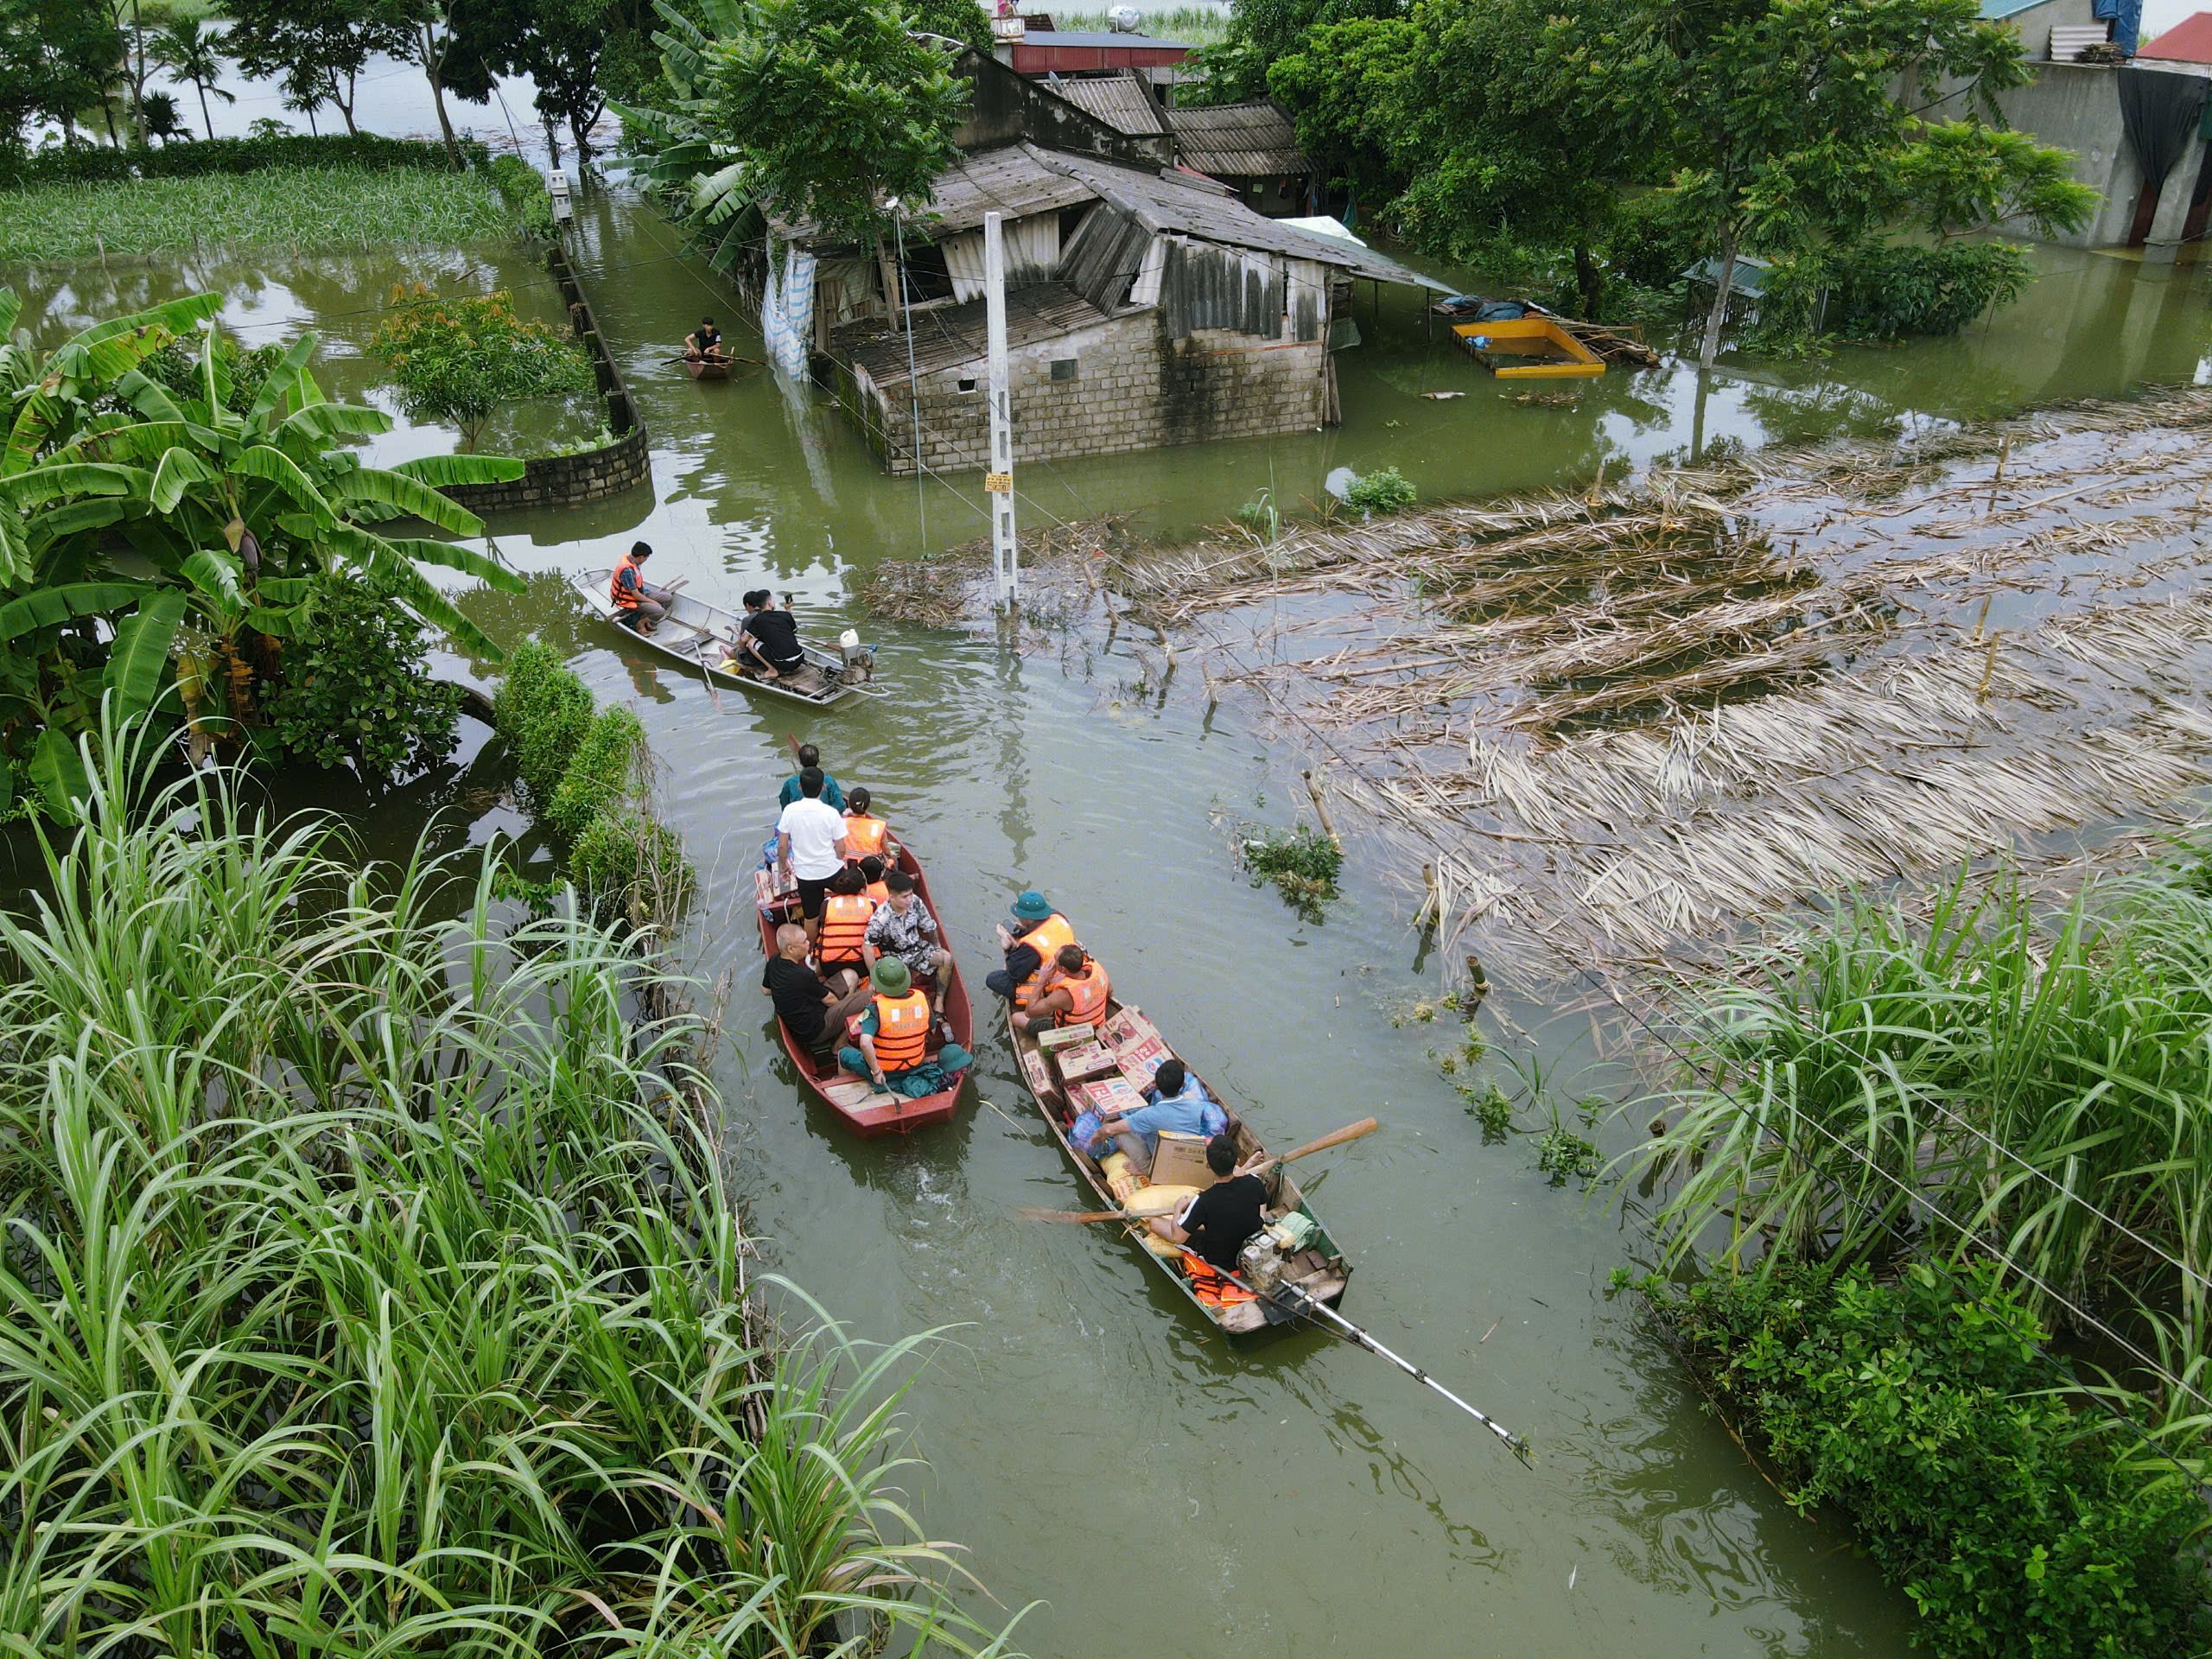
[[1303, 767, 1340, 849]]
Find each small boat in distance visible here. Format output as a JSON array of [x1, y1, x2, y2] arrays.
[[573, 571, 881, 708], [1008, 997, 1352, 1336], [754, 844, 974, 1136]]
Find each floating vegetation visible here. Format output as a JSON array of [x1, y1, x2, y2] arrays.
[[860, 513, 1133, 632], [0, 166, 510, 262], [1120, 385, 2212, 984], [1535, 1100, 1602, 1185], [1343, 465, 1417, 516], [1240, 822, 1344, 920], [1463, 1078, 1515, 1139]]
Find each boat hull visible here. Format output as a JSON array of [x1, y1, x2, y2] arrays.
[[755, 843, 972, 1137], [684, 358, 733, 380]]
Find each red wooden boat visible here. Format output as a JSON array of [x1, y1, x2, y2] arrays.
[[754, 840, 973, 1136]]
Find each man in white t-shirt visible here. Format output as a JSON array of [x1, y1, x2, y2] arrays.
[[776, 766, 850, 942]]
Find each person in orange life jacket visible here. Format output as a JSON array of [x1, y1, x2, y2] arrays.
[[858, 854, 890, 905], [1014, 943, 1109, 1033], [985, 890, 1073, 1005], [1148, 1134, 1273, 1274], [763, 922, 874, 1059], [838, 957, 971, 1089], [842, 786, 894, 865], [609, 541, 671, 635], [814, 865, 876, 987], [863, 868, 952, 1023]]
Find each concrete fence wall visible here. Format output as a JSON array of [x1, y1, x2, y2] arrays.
[[442, 243, 654, 515]]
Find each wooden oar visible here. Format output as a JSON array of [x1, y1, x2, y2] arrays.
[[1017, 1116, 1381, 1224]]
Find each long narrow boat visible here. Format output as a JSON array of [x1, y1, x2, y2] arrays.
[[1009, 997, 1351, 1335], [754, 842, 974, 1136], [574, 571, 882, 708]]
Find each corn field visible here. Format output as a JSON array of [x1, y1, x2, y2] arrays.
[[0, 738, 1025, 1657]]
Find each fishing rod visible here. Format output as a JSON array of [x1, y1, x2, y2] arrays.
[[1259, 1275, 1533, 1466]]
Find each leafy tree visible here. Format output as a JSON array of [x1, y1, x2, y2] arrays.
[[448, 0, 647, 164], [224, 0, 412, 137], [370, 286, 599, 451], [0, 286, 524, 814], [142, 87, 185, 142], [152, 16, 235, 139], [261, 572, 463, 779], [906, 0, 990, 54], [1189, 0, 1399, 107], [0, 0, 124, 149], [1547, 0, 2047, 370]]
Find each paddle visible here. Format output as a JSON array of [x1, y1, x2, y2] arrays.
[[1017, 1116, 1381, 1224], [690, 637, 724, 712]]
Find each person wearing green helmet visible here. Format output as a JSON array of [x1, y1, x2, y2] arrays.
[[986, 889, 1075, 1012], [839, 956, 971, 1094]]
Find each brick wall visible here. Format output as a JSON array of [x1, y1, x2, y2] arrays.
[[442, 244, 654, 515], [849, 310, 1328, 476]]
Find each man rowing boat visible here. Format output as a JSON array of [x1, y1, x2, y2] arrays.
[[684, 315, 730, 365]]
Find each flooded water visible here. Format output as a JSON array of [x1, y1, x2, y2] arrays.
[[15, 175, 2212, 1656]]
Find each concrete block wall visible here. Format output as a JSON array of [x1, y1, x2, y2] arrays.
[[858, 311, 1328, 476], [442, 243, 654, 515]]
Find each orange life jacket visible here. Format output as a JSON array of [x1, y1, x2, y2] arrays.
[[1012, 913, 1076, 1007], [866, 880, 890, 906], [1180, 1250, 1257, 1310], [844, 813, 888, 858], [1061, 954, 1109, 1029], [870, 990, 931, 1072], [610, 556, 643, 609], [817, 892, 874, 963]]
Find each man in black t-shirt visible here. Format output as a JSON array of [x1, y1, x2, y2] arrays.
[[737, 589, 806, 678], [1148, 1135, 1270, 1273], [761, 922, 870, 1055]]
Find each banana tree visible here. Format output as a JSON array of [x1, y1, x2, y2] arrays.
[[0, 289, 528, 812]]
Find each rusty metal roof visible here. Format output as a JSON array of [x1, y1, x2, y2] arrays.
[[1047, 71, 1169, 137], [1165, 100, 1311, 178]]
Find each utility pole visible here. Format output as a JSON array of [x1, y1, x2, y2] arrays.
[[983, 211, 1019, 611]]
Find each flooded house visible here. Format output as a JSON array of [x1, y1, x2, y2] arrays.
[[788, 142, 1438, 475], [1046, 73, 1321, 218]]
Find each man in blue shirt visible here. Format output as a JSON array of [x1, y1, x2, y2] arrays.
[[777, 742, 845, 810], [1086, 1058, 1227, 1176]]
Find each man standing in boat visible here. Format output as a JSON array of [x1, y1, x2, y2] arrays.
[[610, 541, 673, 636], [684, 315, 729, 365]]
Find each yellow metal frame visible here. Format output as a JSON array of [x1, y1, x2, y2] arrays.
[[1451, 317, 1606, 379]]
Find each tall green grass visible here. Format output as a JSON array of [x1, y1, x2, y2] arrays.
[[1052, 4, 1230, 42], [0, 732, 1026, 1656], [0, 166, 510, 262], [1636, 853, 2212, 1416]]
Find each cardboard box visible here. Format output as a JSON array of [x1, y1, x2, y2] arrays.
[[1150, 1128, 1213, 1189], [1052, 1040, 1121, 1083], [1073, 1077, 1145, 1118], [1037, 1023, 1094, 1054], [1114, 1034, 1173, 1089], [1101, 1007, 1160, 1051], [1019, 1046, 1059, 1102]]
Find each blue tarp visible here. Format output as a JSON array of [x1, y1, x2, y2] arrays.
[[2094, 0, 2145, 53]]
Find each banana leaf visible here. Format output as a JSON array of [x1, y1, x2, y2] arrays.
[[0, 582, 157, 642], [105, 590, 187, 718]]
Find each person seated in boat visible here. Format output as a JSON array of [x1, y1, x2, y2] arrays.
[[776, 766, 850, 944], [1147, 1135, 1273, 1273], [814, 865, 876, 988], [842, 786, 894, 865], [986, 890, 1074, 1011], [777, 742, 845, 810], [863, 868, 951, 1021], [609, 541, 671, 636], [839, 957, 971, 1096], [735, 589, 807, 681], [684, 315, 729, 364], [858, 854, 890, 905], [763, 922, 873, 1060], [1013, 943, 1109, 1034], [1084, 1058, 1227, 1177]]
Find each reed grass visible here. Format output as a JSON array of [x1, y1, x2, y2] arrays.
[[0, 732, 1025, 1657], [0, 166, 510, 263], [1052, 3, 1230, 41]]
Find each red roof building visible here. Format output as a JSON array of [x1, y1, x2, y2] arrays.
[[2138, 10, 2212, 60], [1000, 29, 1194, 74]]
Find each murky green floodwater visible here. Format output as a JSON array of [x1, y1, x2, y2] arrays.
[[15, 183, 2212, 1656]]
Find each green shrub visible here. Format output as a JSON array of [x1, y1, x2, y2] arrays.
[[572, 809, 694, 914], [1603, 192, 1703, 293], [0, 133, 480, 188], [488, 153, 558, 240], [262, 577, 462, 780], [1758, 241, 2033, 344], [1344, 467, 1416, 517], [1637, 1260, 2211, 1659], [1242, 822, 1344, 921], [371, 285, 597, 450], [545, 704, 647, 839], [493, 639, 595, 800]]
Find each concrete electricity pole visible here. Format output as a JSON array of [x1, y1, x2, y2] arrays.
[[983, 211, 1020, 610]]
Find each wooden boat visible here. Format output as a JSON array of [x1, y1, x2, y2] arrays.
[[574, 571, 882, 707], [1008, 997, 1352, 1335], [683, 357, 733, 380], [1451, 316, 1605, 379], [754, 842, 973, 1136]]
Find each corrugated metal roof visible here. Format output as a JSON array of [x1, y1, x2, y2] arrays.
[[1048, 71, 1169, 137], [1029, 145, 1451, 289], [915, 146, 1096, 236], [1165, 100, 1311, 177], [839, 282, 1111, 382]]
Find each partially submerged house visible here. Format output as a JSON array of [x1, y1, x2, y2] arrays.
[[1162, 100, 1318, 218], [795, 143, 1440, 474]]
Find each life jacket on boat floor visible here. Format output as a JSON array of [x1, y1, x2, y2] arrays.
[[1181, 1250, 1256, 1309], [870, 989, 931, 1072]]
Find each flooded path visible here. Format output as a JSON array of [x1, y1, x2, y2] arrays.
[[15, 175, 2212, 1655]]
